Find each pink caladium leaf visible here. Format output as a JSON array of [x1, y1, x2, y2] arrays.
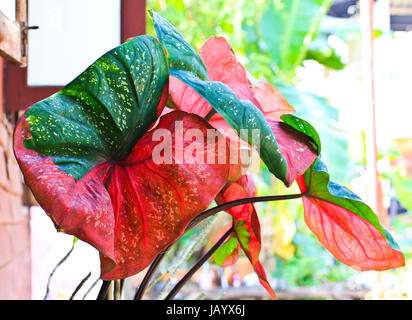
[[214, 175, 277, 299], [170, 36, 295, 122], [168, 35, 318, 186], [296, 159, 405, 271], [267, 118, 318, 186], [199, 36, 262, 109]]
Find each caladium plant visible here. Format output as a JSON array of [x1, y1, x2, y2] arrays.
[[13, 11, 404, 300]]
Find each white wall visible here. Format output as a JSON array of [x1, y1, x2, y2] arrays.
[[28, 0, 121, 86]]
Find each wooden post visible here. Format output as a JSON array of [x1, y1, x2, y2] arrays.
[[360, 0, 388, 227], [16, 0, 27, 23]]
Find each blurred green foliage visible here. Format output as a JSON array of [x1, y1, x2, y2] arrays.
[[383, 168, 412, 213], [146, 0, 353, 80], [259, 0, 333, 82], [391, 214, 412, 256]]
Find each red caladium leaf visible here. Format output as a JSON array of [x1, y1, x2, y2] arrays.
[[296, 159, 405, 271], [14, 34, 231, 280], [167, 35, 260, 120], [16, 110, 230, 279], [267, 118, 318, 186], [214, 175, 277, 299]]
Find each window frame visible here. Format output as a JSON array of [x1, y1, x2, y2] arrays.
[[0, 0, 27, 66], [5, 0, 146, 112]]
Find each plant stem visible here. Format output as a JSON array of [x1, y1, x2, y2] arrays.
[[120, 279, 125, 294], [134, 244, 171, 300], [114, 279, 122, 300], [44, 240, 76, 300], [69, 272, 91, 300], [188, 193, 305, 229], [165, 226, 233, 300], [82, 278, 101, 300], [204, 109, 216, 121], [133, 192, 305, 300], [96, 280, 111, 300], [106, 281, 114, 300], [157, 216, 217, 299]]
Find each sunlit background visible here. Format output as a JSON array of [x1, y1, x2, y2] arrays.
[[5, 0, 412, 299]]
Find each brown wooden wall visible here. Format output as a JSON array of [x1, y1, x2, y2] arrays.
[[0, 56, 31, 299]]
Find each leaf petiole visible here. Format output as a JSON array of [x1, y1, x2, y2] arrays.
[[96, 280, 111, 300], [164, 226, 234, 300], [134, 245, 172, 300], [204, 109, 217, 121], [134, 192, 305, 299], [69, 272, 91, 300], [188, 193, 306, 229]]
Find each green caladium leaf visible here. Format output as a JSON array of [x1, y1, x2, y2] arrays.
[[24, 35, 169, 180], [150, 10, 209, 81], [151, 11, 288, 185], [280, 114, 322, 154], [296, 158, 405, 271]]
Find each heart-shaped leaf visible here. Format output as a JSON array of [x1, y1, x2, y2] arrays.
[[296, 159, 405, 271], [17, 109, 230, 279], [151, 12, 289, 186], [14, 34, 231, 279]]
